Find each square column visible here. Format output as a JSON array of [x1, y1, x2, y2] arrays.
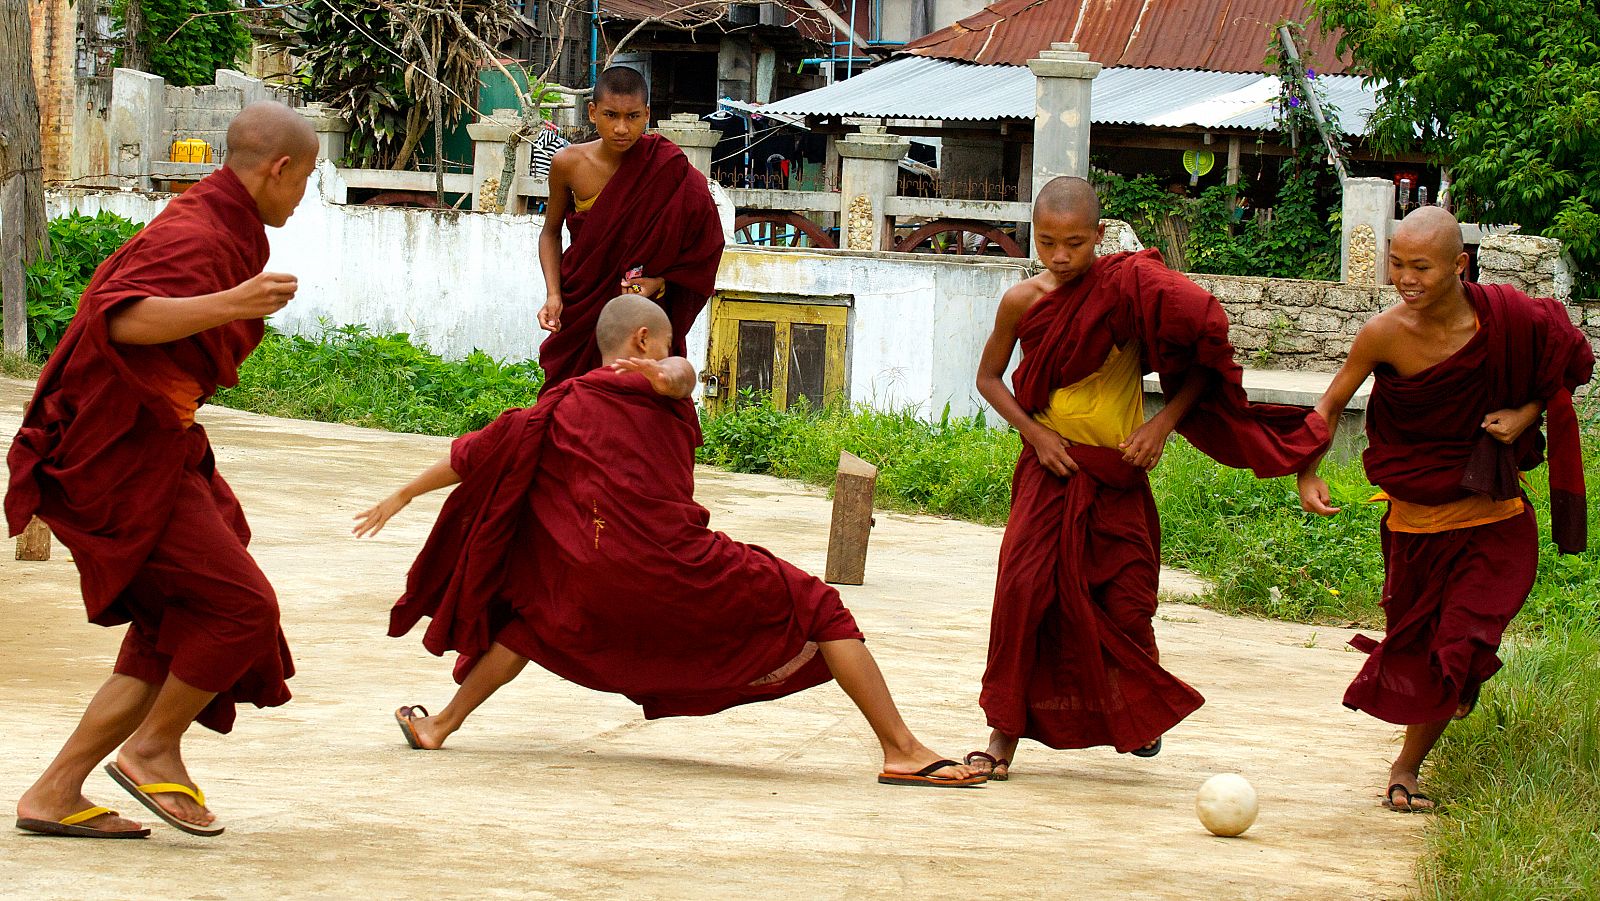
[[837, 124, 909, 251], [468, 109, 531, 213], [1027, 42, 1101, 203]]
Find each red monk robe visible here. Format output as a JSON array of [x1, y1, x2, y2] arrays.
[[1345, 282, 1593, 724], [389, 366, 862, 717], [983, 250, 1330, 751], [6, 168, 293, 734], [539, 134, 724, 392]]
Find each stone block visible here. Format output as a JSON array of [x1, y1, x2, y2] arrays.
[[1201, 275, 1265, 305], [1476, 248, 1522, 274], [1238, 308, 1279, 329], [1296, 312, 1342, 334]]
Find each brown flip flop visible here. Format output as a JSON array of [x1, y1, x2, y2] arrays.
[[964, 751, 1010, 781], [878, 759, 987, 788], [395, 705, 430, 750], [15, 806, 150, 839]]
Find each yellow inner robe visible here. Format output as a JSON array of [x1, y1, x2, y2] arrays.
[[1032, 341, 1145, 448]]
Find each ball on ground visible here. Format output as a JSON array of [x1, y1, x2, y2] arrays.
[[1195, 773, 1258, 837]]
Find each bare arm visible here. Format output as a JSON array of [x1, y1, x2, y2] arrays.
[[1120, 368, 1212, 470], [976, 286, 1078, 477], [107, 272, 298, 345], [538, 151, 574, 332], [610, 356, 697, 399], [352, 456, 461, 538], [1296, 323, 1385, 515], [1483, 400, 1543, 444]]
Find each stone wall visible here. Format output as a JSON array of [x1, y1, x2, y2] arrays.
[[165, 71, 294, 162], [1189, 275, 1392, 370]]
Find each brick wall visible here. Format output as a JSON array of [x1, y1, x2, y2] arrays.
[[28, 0, 76, 182]]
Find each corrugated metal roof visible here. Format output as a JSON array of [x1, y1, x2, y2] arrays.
[[760, 56, 1375, 133], [900, 0, 1350, 73]]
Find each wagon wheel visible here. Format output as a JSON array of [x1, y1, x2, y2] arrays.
[[733, 212, 837, 249], [894, 219, 1025, 257]]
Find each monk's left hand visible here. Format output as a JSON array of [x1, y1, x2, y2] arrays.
[[353, 493, 410, 538], [1119, 421, 1171, 471], [620, 275, 666, 299], [1482, 403, 1541, 445]]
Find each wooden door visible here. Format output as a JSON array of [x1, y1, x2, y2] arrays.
[[704, 296, 848, 414]]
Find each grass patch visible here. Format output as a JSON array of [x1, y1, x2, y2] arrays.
[[1417, 628, 1600, 900], [0, 352, 42, 379], [214, 324, 543, 436]]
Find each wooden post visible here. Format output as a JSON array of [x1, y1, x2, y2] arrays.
[[824, 451, 877, 585], [16, 516, 50, 561]]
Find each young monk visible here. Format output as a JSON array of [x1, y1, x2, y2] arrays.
[[356, 295, 982, 787], [537, 65, 724, 391], [8, 101, 315, 838], [967, 177, 1330, 779], [1297, 206, 1592, 812]]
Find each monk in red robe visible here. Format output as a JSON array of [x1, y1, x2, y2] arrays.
[[357, 295, 982, 787], [536, 65, 724, 391], [8, 102, 315, 839], [1298, 207, 1593, 812], [967, 177, 1330, 779]]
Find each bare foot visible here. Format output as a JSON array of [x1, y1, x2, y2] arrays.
[[968, 729, 1018, 779], [396, 706, 452, 750], [114, 746, 214, 827], [881, 740, 978, 780], [1384, 763, 1435, 812], [17, 779, 145, 834]]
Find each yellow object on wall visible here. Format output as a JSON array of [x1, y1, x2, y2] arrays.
[[169, 139, 214, 163]]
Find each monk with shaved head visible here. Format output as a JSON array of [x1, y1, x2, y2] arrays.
[[1298, 206, 1592, 811], [9, 101, 317, 839], [967, 176, 1330, 778], [357, 297, 983, 787]]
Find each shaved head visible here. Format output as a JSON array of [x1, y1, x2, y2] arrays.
[[596, 294, 671, 360], [1392, 205, 1465, 260], [1035, 176, 1100, 223], [225, 101, 318, 172]]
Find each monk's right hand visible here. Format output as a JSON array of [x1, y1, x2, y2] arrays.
[[539, 296, 563, 332], [229, 271, 298, 318], [1027, 426, 1079, 478], [352, 493, 410, 538], [1296, 471, 1340, 516]]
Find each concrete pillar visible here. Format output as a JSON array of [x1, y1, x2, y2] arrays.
[[1026, 42, 1100, 203], [654, 113, 721, 176], [1341, 177, 1395, 286], [110, 68, 166, 190], [837, 124, 908, 251], [215, 69, 270, 107], [467, 109, 531, 214], [298, 103, 351, 163]]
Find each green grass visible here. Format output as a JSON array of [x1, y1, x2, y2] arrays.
[[1417, 628, 1600, 900], [213, 324, 543, 436], [0, 352, 42, 379]]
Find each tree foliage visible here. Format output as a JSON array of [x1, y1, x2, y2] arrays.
[[294, 0, 518, 169], [115, 0, 252, 87], [1314, 0, 1600, 280]]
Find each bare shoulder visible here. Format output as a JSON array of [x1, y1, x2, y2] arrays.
[[1350, 306, 1407, 363], [1000, 274, 1051, 313]]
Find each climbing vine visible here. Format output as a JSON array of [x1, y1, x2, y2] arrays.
[[115, 0, 252, 87]]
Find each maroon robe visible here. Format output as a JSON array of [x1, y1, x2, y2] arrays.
[[1345, 282, 1593, 724], [6, 168, 293, 733], [539, 134, 724, 392], [982, 251, 1330, 751], [390, 367, 862, 718]]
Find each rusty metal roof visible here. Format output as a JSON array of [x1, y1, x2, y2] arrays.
[[900, 0, 1350, 73], [759, 55, 1376, 132]]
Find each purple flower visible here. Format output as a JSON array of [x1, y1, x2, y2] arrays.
[[1306, 67, 1317, 79], [1289, 96, 1302, 108]]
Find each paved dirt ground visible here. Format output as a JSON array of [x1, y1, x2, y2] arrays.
[[0, 378, 1421, 900]]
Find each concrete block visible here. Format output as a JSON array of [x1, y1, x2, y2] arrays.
[[1297, 312, 1342, 334]]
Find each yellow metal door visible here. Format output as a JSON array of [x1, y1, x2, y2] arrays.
[[705, 296, 848, 414]]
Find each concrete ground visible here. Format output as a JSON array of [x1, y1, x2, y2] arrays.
[[0, 379, 1420, 900]]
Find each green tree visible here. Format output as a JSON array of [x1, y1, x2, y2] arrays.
[[1314, 0, 1600, 283], [116, 0, 252, 87]]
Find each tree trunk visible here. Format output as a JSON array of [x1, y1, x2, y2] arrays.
[[123, 0, 146, 73], [2, 0, 52, 356]]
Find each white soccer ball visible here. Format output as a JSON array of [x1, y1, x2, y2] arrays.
[[1196, 773, 1259, 837]]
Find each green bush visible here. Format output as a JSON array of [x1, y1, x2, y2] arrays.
[[0, 211, 144, 358], [115, 0, 251, 88], [215, 324, 544, 435]]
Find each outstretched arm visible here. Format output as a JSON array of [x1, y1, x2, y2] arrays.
[[107, 272, 298, 345], [353, 456, 460, 537], [977, 286, 1078, 478], [1297, 325, 1383, 515], [610, 356, 697, 399]]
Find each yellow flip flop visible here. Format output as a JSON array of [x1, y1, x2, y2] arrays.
[[15, 805, 151, 839], [104, 763, 224, 837]]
